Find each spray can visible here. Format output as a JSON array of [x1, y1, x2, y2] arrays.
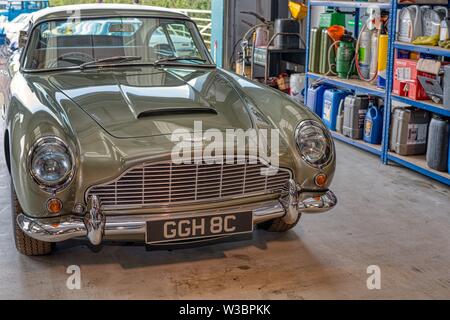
[[336, 33, 355, 79], [358, 28, 373, 79]]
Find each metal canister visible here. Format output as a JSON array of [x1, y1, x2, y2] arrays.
[[309, 27, 321, 73], [369, 32, 379, 82], [358, 29, 373, 79], [390, 108, 431, 156], [319, 28, 335, 74]]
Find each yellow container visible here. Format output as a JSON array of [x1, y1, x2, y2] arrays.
[[377, 34, 388, 72], [289, 1, 307, 21]]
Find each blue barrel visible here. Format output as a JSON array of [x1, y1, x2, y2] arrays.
[[322, 89, 350, 131], [306, 84, 328, 116], [363, 105, 384, 144]]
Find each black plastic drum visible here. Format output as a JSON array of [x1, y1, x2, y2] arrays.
[[273, 19, 300, 49]]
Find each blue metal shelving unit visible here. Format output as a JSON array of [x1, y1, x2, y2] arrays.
[[304, 0, 450, 186], [394, 41, 450, 57], [385, 2, 450, 186], [304, 0, 395, 160]]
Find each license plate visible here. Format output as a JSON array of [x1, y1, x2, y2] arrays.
[[145, 212, 253, 244]]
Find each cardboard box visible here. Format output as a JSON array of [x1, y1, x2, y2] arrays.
[[393, 59, 434, 100]]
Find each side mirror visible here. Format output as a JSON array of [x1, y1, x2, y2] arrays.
[[18, 30, 28, 48]]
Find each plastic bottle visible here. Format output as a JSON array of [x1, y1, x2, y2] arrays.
[[306, 84, 329, 116], [398, 5, 423, 43], [322, 89, 350, 131], [363, 104, 384, 144]]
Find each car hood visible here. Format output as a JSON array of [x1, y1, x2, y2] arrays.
[[48, 66, 255, 138]]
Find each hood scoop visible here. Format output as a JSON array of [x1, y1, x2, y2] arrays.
[[137, 106, 218, 118]]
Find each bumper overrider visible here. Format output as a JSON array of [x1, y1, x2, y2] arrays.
[[17, 180, 337, 245]]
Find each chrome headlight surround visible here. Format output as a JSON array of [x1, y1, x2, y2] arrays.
[[295, 120, 334, 168], [28, 136, 75, 192]]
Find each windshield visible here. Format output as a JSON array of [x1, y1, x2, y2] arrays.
[[23, 16, 213, 71]]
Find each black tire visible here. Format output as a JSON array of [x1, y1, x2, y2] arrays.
[[258, 214, 302, 232], [10, 179, 53, 256]]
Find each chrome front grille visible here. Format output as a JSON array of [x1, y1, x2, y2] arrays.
[[87, 159, 292, 209]]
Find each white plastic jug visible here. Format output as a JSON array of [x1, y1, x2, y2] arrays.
[[422, 6, 448, 37], [398, 5, 423, 43]]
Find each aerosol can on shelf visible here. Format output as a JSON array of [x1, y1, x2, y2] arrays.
[[398, 5, 423, 43]]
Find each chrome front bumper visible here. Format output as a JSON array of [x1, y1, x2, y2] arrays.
[[17, 181, 337, 245]]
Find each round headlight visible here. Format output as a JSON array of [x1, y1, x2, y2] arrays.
[[295, 120, 333, 168], [29, 137, 74, 189]]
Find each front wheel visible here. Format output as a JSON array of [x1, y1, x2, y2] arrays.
[[10, 179, 53, 256], [258, 214, 302, 232]]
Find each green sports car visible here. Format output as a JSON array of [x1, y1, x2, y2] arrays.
[[2, 4, 336, 256]]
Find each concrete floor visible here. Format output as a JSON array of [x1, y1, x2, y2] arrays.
[[0, 124, 449, 299]]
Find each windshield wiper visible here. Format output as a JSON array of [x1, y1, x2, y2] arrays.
[[154, 56, 207, 65], [80, 55, 142, 69]]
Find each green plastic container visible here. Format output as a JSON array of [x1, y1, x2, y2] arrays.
[[319, 9, 346, 28]]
